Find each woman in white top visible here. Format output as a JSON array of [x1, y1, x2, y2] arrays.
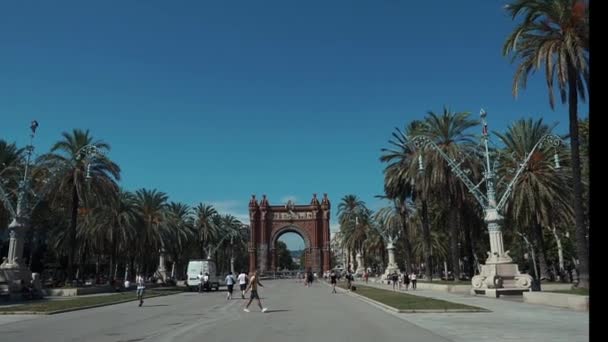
[[410, 272, 417, 290], [136, 274, 145, 307], [225, 272, 236, 300]]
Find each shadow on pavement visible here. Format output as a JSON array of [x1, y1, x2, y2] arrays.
[[143, 304, 169, 307]]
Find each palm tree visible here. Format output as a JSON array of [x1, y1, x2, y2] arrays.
[[410, 211, 449, 271], [194, 203, 219, 259], [217, 214, 244, 273], [83, 189, 138, 281], [165, 202, 195, 279], [423, 108, 479, 280], [0, 140, 23, 178], [133, 189, 168, 275], [495, 118, 573, 280], [39, 129, 120, 281], [503, 0, 589, 288], [380, 120, 435, 280], [363, 226, 385, 270], [578, 118, 589, 222], [337, 195, 369, 271], [373, 204, 408, 269], [337, 195, 366, 227]]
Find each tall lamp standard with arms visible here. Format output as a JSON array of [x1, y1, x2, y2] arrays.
[[411, 109, 563, 297]]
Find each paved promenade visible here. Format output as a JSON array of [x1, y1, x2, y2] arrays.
[[350, 279, 589, 342], [0, 279, 588, 342], [0, 279, 447, 342]]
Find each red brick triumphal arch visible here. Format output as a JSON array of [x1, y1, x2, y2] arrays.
[[248, 194, 331, 275]]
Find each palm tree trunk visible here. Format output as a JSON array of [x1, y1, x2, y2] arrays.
[[67, 185, 79, 282], [400, 203, 413, 274], [567, 61, 589, 289], [129, 256, 135, 280], [463, 217, 475, 277], [550, 226, 565, 281], [532, 222, 551, 280], [108, 227, 115, 281], [214, 250, 219, 272], [421, 199, 432, 281], [448, 206, 460, 280]]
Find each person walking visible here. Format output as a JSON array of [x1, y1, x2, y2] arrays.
[[391, 272, 399, 291], [197, 272, 204, 293], [202, 272, 210, 291], [410, 272, 417, 290], [403, 272, 410, 291], [243, 271, 267, 313], [136, 273, 145, 307], [346, 271, 353, 291], [237, 271, 248, 299], [330, 271, 337, 294], [306, 270, 314, 287], [225, 272, 236, 300]]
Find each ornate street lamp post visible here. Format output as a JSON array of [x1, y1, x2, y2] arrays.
[[0, 121, 105, 294], [411, 109, 563, 296]]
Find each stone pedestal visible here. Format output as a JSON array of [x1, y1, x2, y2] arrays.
[[471, 207, 533, 297], [1, 219, 27, 270], [156, 249, 168, 283], [0, 218, 33, 294], [355, 252, 365, 276], [0, 268, 33, 294], [471, 260, 533, 296], [382, 243, 400, 279]]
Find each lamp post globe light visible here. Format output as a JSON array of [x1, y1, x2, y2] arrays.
[[411, 109, 563, 297], [0, 121, 106, 295]]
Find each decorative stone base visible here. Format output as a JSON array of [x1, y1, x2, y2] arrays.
[[382, 264, 400, 280], [0, 267, 33, 294], [471, 262, 532, 297], [472, 288, 531, 297], [155, 269, 168, 283]]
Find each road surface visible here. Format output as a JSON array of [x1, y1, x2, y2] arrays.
[[0, 279, 448, 342]]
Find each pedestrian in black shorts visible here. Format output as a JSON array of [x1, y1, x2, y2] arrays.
[[307, 270, 314, 287], [237, 271, 248, 299], [225, 272, 236, 300], [330, 271, 337, 293], [243, 271, 267, 313]]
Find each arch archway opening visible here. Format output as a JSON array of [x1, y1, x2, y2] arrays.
[[275, 231, 306, 271]]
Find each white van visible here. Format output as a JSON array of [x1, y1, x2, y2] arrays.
[[186, 259, 221, 291]]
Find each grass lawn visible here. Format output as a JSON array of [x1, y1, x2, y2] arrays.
[[338, 284, 484, 311], [546, 288, 589, 296], [0, 288, 182, 314]]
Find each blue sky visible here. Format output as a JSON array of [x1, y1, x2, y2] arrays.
[[0, 1, 587, 250]]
